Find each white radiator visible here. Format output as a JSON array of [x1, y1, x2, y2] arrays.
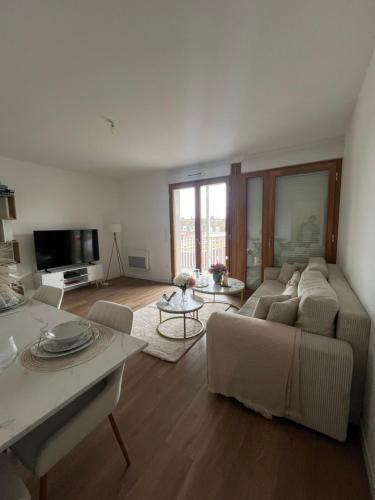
[[126, 248, 149, 271]]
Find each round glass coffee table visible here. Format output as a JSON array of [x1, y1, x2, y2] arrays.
[[192, 277, 245, 310], [156, 294, 205, 340]]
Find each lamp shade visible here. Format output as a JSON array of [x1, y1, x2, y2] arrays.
[[108, 223, 122, 233]]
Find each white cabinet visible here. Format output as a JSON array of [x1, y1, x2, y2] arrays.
[[87, 263, 104, 281], [34, 263, 104, 291], [40, 271, 64, 288]]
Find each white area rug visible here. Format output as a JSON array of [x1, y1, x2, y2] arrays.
[[131, 301, 232, 362]]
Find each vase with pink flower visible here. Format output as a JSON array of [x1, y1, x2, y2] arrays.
[[208, 262, 228, 285], [173, 272, 196, 303]]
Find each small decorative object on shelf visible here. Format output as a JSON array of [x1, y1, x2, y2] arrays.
[[0, 182, 24, 312], [208, 262, 228, 285], [0, 243, 23, 312], [173, 272, 196, 303]]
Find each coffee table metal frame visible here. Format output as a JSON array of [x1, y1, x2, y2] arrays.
[[156, 295, 205, 340]]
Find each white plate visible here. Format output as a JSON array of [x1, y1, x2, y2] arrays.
[[44, 320, 92, 343], [0, 296, 28, 314], [30, 329, 99, 359], [42, 329, 95, 353]]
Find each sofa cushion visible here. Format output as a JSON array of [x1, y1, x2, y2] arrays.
[[296, 270, 339, 337], [283, 284, 298, 298], [252, 279, 285, 298], [267, 297, 299, 326], [278, 263, 298, 284], [305, 257, 329, 279], [253, 294, 292, 320], [237, 296, 258, 317], [288, 271, 301, 287], [238, 279, 285, 317]]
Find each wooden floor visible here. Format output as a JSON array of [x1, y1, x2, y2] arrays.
[[23, 277, 370, 500]]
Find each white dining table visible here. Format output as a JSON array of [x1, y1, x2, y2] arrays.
[[0, 299, 147, 452]]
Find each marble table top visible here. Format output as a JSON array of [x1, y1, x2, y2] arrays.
[[156, 294, 204, 314], [193, 277, 245, 295], [0, 299, 147, 452]]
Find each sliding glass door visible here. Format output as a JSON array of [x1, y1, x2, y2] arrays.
[[246, 176, 263, 290], [170, 179, 229, 278], [273, 170, 329, 266], [242, 160, 340, 289], [172, 187, 196, 274], [200, 183, 227, 272]]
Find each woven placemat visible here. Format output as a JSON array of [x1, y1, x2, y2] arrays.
[[19, 325, 115, 372]]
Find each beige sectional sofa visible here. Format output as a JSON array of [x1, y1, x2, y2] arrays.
[[206, 259, 370, 441]]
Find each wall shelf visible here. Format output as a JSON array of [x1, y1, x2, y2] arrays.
[[0, 196, 17, 220]]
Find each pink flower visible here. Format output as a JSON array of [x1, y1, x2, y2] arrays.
[[208, 262, 228, 274], [186, 276, 196, 288]]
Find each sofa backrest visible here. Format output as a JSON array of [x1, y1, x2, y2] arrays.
[[296, 270, 339, 337], [328, 264, 371, 423]]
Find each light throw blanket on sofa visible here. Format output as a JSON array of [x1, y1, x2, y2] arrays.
[[207, 312, 302, 419]]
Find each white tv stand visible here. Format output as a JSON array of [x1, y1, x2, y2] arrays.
[[34, 263, 104, 291]]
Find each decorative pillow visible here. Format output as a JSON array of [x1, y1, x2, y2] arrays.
[[253, 294, 291, 320], [287, 270, 301, 287], [305, 257, 329, 279], [278, 263, 298, 284], [266, 297, 300, 326], [296, 270, 338, 337], [283, 284, 298, 298]]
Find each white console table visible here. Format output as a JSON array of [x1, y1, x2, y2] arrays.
[[34, 263, 104, 291]]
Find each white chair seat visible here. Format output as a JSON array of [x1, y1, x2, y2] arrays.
[[0, 454, 31, 500]]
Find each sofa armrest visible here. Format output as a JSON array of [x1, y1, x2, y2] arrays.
[[206, 311, 353, 441], [293, 332, 353, 441], [263, 267, 281, 280], [206, 311, 296, 390]]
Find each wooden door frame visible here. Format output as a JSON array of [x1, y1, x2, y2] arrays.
[[267, 159, 342, 266], [169, 176, 230, 280], [231, 158, 342, 285]]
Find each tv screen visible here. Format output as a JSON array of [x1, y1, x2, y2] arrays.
[[34, 229, 99, 271]]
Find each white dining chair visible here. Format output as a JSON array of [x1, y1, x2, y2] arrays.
[[33, 285, 64, 309], [11, 300, 134, 500], [0, 454, 31, 500]]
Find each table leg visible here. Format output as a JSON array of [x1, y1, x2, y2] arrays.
[[183, 313, 186, 339], [159, 310, 162, 323], [241, 290, 244, 303]]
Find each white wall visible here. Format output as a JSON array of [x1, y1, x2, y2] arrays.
[[121, 138, 344, 283], [337, 48, 375, 495], [0, 156, 122, 287], [242, 137, 344, 172]]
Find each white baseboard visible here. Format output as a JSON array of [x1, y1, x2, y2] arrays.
[[361, 421, 375, 499], [124, 270, 171, 284]]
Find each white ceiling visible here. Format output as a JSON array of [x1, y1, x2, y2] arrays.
[[0, 0, 374, 175]]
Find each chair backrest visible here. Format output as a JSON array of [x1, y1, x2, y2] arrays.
[[0, 454, 31, 500], [87, 300, 133, 334], [33, 285, 64, 309], [87, 301, 134, 409]]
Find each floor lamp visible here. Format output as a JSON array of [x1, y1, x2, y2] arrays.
[[105, 223, 126, 282]]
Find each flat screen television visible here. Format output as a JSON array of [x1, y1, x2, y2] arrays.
[[34, 229, 99, 271]]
